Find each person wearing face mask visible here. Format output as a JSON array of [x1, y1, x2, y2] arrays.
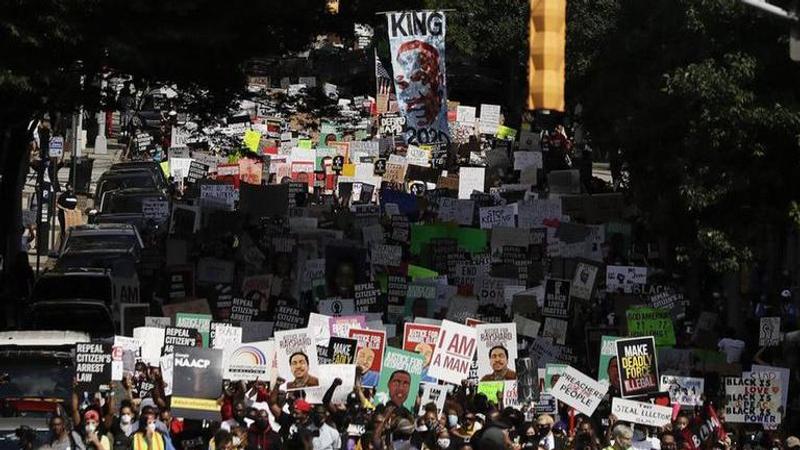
[[108, 402, 136, 450], [450, 412, 480, 446], [434, 430, 451, 450], [82, 410, 110, 450], [131, 411, 169, 450], [535, 415, 566, 450], [245, 408, 280, 450]]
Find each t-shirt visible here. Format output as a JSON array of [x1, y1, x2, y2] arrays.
[[718, 338, 745, 363], [312, 423, 341, 450]]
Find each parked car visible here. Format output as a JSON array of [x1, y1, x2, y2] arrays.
[[95, 168, 166, 202], [32, 267, 114, 305], [24, 300, 115, 338], [0, 330, 89, 418], [91, 188, 171, 237], [110, 161, 168, 187], [56, 223, 143, 270]]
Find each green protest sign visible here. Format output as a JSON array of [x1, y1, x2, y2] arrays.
[[375, 347, 424, 411], [478, 381, 504, 404], [175, 313, 213, 348], [626, 306, 676, 346], [410, 224, 487, 255]]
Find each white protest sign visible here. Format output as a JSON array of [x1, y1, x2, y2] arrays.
[[659, 375, 704, 407], [759, 317, 781, 346], [611, 397, 673, 427], [274, 329, 320, 391], [513, 151, 543, 171], [111, 336, 141, 381], [551, 366, 608, 416], [456, 106, 477, 125], [224, 340, 274, 381], [418, 383, 449, 415], [142, 198, 169, 220], [200, 184, 236, 211], [428, 320, 478, 385], [606, 266, 648, 293], [372, 243, 402, 267], [479, 104, 501, 135], [304, 364, 356, 404], [307, 313, 333, 347], [211, 323, 242, 350], [132, 326, 165, 366], [725, 371, 782, 425], [49, 136, 64, 158], [517, 199, 562, 227], [513, 314, 541, 339], [458, 167, 485, 199], [752, 364, 790, 414], [159, 353, 174, 396], [479, 205, 516, 229], [145, 316, 171, 328]]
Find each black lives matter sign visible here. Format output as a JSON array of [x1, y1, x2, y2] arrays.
[[543, 279, 570, 319], [75, 343, 112, 391]]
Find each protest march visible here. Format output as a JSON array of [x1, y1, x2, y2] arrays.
[[2, 4, 800, 450]]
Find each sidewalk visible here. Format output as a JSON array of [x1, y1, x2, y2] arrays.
[[24, 113, 127, 270]]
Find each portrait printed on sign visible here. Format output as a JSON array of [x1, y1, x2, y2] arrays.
[[475, 323, 518, 382], [349, 328, 386, 388], [275, 328, 320, 391], [375, 347, 425, 411], [403, 323, 440, 382], [387, 11, 450, 145]]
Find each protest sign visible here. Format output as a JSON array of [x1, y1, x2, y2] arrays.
[[543, 279, 570, 319], [308, 313, 333, 347], [230, 297, 259, 323], [386, 10, 450, 145], [200, 184, 236, 211], [171, 347, 223, 421], [133, 326, 165, 366], [543, 363, 568, 393], [725, 370, 782, 425], [327, 336, 358, 364], [513, 314, 541, 339], [223, 340, 273, 381], [659, 375, 704, 406], [274, 328, 320, 390], [375, 347, 425, 410], [75, 343, 112, 391], [145, 316, 171, 328], [475, 323, 518, 382], [209, 322, 241, 350], [418, 383, 449, 415], [428, 320, 477, 384], [458, 167, 485, 199], [142, 198, 169, 221], [478, 381, 504, 404], [570, 262, 599, 301], [349, 328, 386, 388], [371, 243, 402, 267], [759, 317, 781, 346], [752, 364, 790, 415], [615, 336, 659, 397], [626, 306, 676, 347], [175, 313, 212, 348], [330, 315, 367, 338], [403, 323, 440, 381], [304, 364, 356, 404], [273, 306, 306, 332], [611, 397, 673, 427], [542, 318, 567, 345], [479, 205, 515, 229], [354, 282, 382, 313], [551, 366, 608, 416], [111, 336, 140, 381], [478, 103, 500, 135], [163, 326, 202, 354], [606, 266, 647, 293]]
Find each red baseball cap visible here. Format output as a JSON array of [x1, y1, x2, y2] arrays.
[[293, 399, 312, 413], [84, 410, 100, 422]]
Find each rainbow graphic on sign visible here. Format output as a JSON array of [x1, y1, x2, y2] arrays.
[[230, 346, 267, 365]]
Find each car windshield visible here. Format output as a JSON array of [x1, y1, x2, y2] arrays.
[[0, 428, 51, 450], [0, 352, 73, 400], [103, 195, 160, 215], [33, 275, 111, 302], [99, 173, 156, 195], [28, 305, 115, 338], [65, 234, 137, 253]]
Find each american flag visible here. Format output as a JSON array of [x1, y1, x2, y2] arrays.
[[375, 49, 392, 96]]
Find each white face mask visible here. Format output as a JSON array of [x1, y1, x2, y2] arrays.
[[447, 415, 458, 427], [415, 424, 428, 433], [232, 437, 241, 447], [437, 438, 451, 448], [147, 423, 156, 432], [120, 415, 132, 425], [85, 423, 97, 434]]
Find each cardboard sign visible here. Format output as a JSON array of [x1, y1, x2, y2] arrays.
[[606, 266, 647, 293], [759, 317, 781, 347], [626, 306, 676, 346], [418, 383, 449, 415], [615, 336, 659, 397], [75, 343, 112, 391], [223, 340, 273, 381], [349, 328, 386, 388], [304, 364, 356, 404], [171, 347, 224, 421], [660, 375, 704, 406], [611, 397, 673, 427], [570, 262, 599, 301], [375, 347, 425, 410], [428, 319, 478, 384], [475, 323, 518, 382], [725, 370, 782, 424], [543, 279, 570, 319], [275, 328, 320, 391], [163, 326, 202, 354], [551, 366, 608, 416]]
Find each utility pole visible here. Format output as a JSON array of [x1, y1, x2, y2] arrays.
[[740, 0, 800, 60]]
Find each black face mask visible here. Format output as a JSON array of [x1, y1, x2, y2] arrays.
[[538, 427, 551, 437], [312, 413, 324, 427], [256, 418, 269, 430]]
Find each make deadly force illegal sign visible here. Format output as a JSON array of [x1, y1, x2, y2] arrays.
[[615, 336, 659, 398]]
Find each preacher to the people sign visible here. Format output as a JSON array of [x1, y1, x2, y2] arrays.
[[386, 10, 450, 145]]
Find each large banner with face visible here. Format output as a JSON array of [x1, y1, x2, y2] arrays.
[[387, 11, 450, 145]]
